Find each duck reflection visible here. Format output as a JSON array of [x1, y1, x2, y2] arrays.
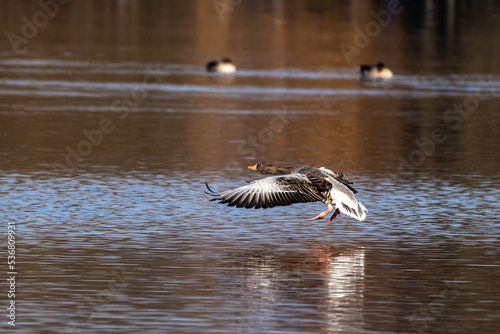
[[237, 246, 366, 332]]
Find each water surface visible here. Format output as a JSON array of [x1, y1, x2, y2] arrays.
[[0, 1, 499, 333]]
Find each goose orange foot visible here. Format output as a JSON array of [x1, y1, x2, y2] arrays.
[[327, 208, 341, 221], [307, 205, 333, 221]]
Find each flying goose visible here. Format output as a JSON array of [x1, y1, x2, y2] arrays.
[[206, 57, 236, 73], [207, 162, 367, 221], [360, 62, 393, 79]]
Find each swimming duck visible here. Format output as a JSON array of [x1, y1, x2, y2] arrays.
[[206, 57, 236, 73], [207, 162, 367, 221], [360, 62, 393, 79]]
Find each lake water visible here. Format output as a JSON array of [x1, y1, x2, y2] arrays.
[[1, 1, 499, 333]]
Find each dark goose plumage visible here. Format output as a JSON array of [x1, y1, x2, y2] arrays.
[[206, 57, 236, 73], [359, 62, 393, 79], [207, 162, 367, 221]]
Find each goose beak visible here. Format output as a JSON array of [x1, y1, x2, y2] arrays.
[[248, 164, 258, 171]]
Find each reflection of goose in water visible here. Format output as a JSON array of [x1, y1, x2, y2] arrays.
[[206, 57, 236, 73], [237, 246, 366, 332], [360, 62, 393, 79], [323, 247, 365, 296], [321, 247, 366, 330], [207, 162, 367, 221]]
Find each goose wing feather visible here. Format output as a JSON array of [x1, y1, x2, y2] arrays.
[[211, 173, 324, 209], [319, 167, 358, 194]]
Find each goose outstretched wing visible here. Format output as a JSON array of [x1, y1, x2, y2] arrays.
[[207, 173, 324, 209]]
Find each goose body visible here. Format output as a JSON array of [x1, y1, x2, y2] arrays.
[[360, 62, 393, 79], [206, 57, 236, 73], [207, 162, 367, 221]]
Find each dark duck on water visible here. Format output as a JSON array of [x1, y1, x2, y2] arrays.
[[206, 162, 367, 221]]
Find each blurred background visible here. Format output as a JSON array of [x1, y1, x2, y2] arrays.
[[0, 1, 499, 333], [0, 0, 499, 174]]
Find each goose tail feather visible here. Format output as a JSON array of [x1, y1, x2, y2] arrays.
[[337, 200, 368, 221]]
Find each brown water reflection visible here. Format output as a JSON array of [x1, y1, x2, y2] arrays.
[[1, 1, 500, 333]]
